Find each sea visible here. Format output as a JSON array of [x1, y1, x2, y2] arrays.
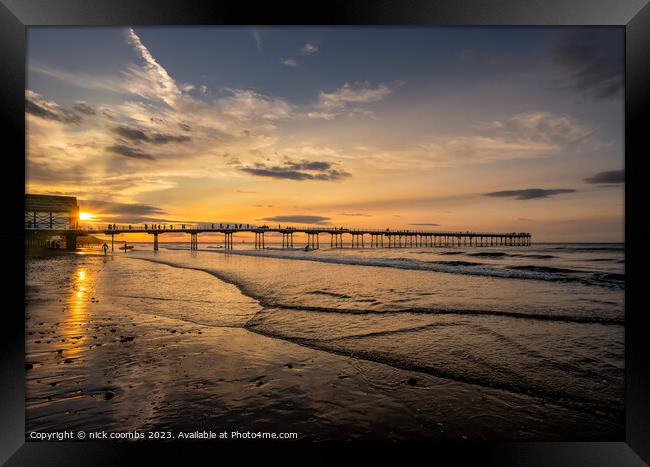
[[26, 241, 625, 439]]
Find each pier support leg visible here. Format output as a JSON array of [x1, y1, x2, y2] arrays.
[[153, 233, 158, 251], [111, 234, 114, 252], [65, 234, 77, 251]]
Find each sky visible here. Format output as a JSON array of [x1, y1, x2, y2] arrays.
[[26, 27, 624, 242]]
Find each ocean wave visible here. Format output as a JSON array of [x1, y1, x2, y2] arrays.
[[162, 245, 624, 289], [509, 265, 581, 274], [546, 245, 624, 252], [261, 303, 624, 325], [245, 323, 624, 416], [426, 260, 483, 267], [129, 254, 623, 325], [467, 252, 508, 258], [509, 254, 556, 259], [307, 290, 353, 299]]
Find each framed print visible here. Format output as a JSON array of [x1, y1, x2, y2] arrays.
[[1, 0, 649, 464]]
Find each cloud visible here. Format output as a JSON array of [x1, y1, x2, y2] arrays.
[[112, 125, 190, 145], [107, 144, 156, 160], [78, 199, 166, 216], [280, 57, 298, 67], [481, 111, 593, 145], [306, 111, 337, 120], [484, 188, 576, 200], [73, 101, 96, 115], [317, 82, 393, 112], [127, 28, 181, 106], [252, 30, 262, 52], [25, 90, 82, 124], [239, 159, 350, 181], [584, 169, 624, 184], [405, 110, 594, 168], [339, 213, 371, 217], [259, 215, 331, 225], [409, 223, 440, 226], [301, 43, 320, 55], [219, 89, 294, 121], [112, 125, 149, 142], [549, 30, 623, 99], [101, 108, 117, 120]]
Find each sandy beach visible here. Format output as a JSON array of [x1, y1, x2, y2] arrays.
[[25, 250, 622, 441]]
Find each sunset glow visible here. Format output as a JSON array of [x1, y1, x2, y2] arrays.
[[26, 27, 624, 242]]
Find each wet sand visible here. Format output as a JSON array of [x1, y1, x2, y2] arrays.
[[25, 251, 621, 441]]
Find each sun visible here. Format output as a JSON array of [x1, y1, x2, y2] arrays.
[[79, 212, 93, 221]]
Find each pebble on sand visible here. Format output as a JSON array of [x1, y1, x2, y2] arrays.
[[407, 377, 418, 386], [104, 391, 115, 400]]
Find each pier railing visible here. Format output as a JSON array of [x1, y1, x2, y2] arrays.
[[25, 221, 532, 251]]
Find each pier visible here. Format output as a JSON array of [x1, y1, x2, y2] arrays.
[[25, 224, 532, 251]]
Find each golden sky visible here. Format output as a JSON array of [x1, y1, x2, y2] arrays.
[[26, 27, 624, 242]]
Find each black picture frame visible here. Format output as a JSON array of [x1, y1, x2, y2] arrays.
[[1, 1, 649, 464]]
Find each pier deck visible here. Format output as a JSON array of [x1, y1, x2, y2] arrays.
[[25, 224, 532, 251]]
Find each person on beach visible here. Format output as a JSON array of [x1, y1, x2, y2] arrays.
[[102, 242, 108, 255]]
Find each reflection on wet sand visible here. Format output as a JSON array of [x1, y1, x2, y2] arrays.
[[25, 251, 623, 440]]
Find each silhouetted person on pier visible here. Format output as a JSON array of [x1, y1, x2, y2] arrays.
[[129, 225, 132, 230], [211, 224, 214, 229]]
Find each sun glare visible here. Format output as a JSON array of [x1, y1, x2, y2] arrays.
[[79, 212, 93, 221]]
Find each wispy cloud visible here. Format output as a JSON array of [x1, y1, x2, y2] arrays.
[[239, 159, 350, 181], [127, 28, 181, 106], [280, 57, 298, 67], [107, 144, 156, 160], [301, 43, 320, 55], [219, 89, 294, 121], [79, 199, 166, 216], [550, 30, 623, 99], [25, 90, 82, 124], [111, 125, 190, 145], [397, 110, 595, 168], [316, 82, 393, 112], [484, 188, 576, 200], [252, 29, 262, 52], [73, 102, 96, 115], [584, 169, 624, 184]]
